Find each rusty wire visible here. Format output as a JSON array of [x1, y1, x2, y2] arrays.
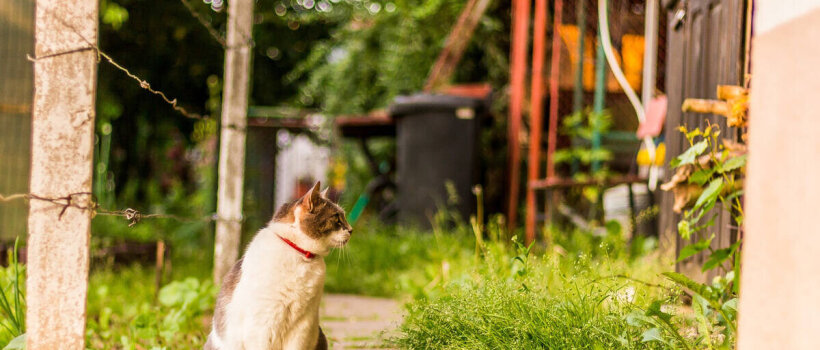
[[0, 192, 232, 227], [6, 7, 261, 228], [179, 0, 228, 48], [28, 6, 214, 122]]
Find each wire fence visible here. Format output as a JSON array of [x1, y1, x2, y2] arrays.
[[545, 0, 667, 174], [0, 0, 242, 237], [0, 192, 228, 227], [552, 0, 666, 123], [0, 0, 34, 240]]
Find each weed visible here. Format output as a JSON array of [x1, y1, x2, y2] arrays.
[[0, 239, 25, 349]]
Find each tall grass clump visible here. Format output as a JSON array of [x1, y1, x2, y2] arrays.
[[391, 211, 675, 349], [0, 239, 25, 349]]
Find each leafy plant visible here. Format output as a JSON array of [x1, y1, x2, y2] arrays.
[[88, 276, 216, 350], [288, 0, 510, 115], [633, 124, 746, 349], [666, 125, 745, 277], [0, 239, 25, 349], [552, 110, 615, 203]]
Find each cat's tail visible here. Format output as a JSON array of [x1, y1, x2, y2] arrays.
[[316, 326, 328, 350]]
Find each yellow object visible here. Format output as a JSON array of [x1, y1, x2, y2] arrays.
[[637, 142, 665, 166]]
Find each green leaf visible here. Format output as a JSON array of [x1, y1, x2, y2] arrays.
[[722, 298, 738, 315], [646, 300, 672, 323], [677, 220, 691, 240], [625, 310, 654, 327], [589, 148, 613, 162], [677, 235, 714, 262], [693, 178, 724, 211], [685, 128, 703, 142], [692, 296, 713, 348], [702, 248, 732, 272], [688, 168, 715, 186], [672, 140, 708, 168], [720, 154, 747, 173], [640, 328, 665, 343], [552, 150, 574, 164], [3, 334, 25, 350], [663, 272, 715, 300]]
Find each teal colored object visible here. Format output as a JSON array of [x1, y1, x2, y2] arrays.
[[348, 193, 370, 224], [591, 26, 607, 173]]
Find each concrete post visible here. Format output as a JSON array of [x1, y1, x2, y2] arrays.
[[27, 0, 98, 347], [738, 2, 820, 349], [214, 0, 254, 284]]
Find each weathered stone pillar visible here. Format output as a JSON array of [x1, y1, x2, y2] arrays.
[[27, 0, 98, 347], [214, 0, 254, 284]]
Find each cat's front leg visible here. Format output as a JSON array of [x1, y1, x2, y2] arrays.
[[281, 315, 320, 350], [235, 326, 274, 350], [222, 315, 273, 350]]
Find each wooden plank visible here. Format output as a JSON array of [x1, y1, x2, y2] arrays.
[[27, 0, 98, 347], [214, 0, 254, 284], [661, 0, 745, 282], [424, 0, 492, 91], [659, 0, 687, 259], [530, 175, 647, 189]]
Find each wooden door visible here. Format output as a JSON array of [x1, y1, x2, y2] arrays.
[[659, 0, 747, 281]]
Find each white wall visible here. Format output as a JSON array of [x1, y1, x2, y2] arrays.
[[738, 2, 820, 348]]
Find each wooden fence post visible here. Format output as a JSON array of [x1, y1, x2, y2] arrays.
[[214, 0, 254, 284], [27, 0, 98, 348]]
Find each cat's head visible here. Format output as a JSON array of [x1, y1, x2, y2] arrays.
[[273, 181, 352, 251]]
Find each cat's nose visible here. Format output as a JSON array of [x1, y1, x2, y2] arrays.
[[348, 228, 353, 235]]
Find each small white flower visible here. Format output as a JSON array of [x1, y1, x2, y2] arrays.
[[614, 286, 636, 303]]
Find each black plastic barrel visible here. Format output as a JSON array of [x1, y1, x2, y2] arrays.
[[389, 93, 486, 228]]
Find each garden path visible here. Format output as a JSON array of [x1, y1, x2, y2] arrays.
[[320, 294, 403, 349]]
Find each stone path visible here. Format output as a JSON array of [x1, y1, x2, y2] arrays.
[[320, 294, 403, 349]]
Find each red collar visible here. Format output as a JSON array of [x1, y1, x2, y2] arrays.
[[276, 234, 316, 259]]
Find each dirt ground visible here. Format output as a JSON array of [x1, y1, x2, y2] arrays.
[[320, 294, 404, 349]]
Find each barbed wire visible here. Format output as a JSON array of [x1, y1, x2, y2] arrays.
[[179, 0, 228, 48], [0, 192, 233, 227], [28, 5, 214, 122]]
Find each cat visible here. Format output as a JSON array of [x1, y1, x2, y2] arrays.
[[204, 181, 352, 350]]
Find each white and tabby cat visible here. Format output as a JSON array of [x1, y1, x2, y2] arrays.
[[204, 182, 352, 350]]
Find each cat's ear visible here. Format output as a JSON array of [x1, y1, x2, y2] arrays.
[[320, 187, 330, 199], [302, 181, 322, 212]]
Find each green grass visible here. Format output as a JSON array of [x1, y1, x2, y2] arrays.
[[323, 219, 681, 349], [2, 217, 680, 349], [85, 253, 214, 349], [392, 242, 670, 349], [374, 222, 676, 349], [324, 222, 476, 297]]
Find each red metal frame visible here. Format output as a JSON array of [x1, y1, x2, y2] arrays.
[[525, 0, 548, 244], [525, 0, 562, 243], [506, 0, 530, 232], [546, 0, 563, 181]]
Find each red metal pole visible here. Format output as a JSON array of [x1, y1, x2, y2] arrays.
[[506, 0, 531, 232], [525, 0, 547, 244], [546, 0, 563, 180]]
